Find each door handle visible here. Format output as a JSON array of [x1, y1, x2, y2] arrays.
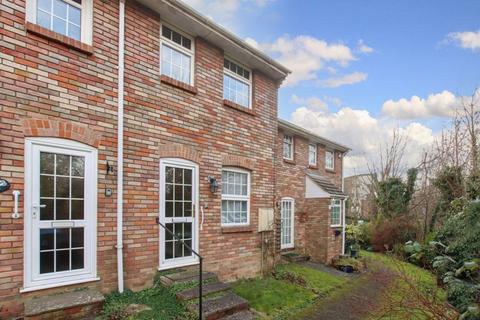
[[32, 204, 46, 218]]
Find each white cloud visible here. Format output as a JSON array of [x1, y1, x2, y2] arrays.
[[381, 90, 460, 119], [357, 39, 374, 54], [318, 72, 368, 88], [290, 101, 435, 175], [251, 35, 356, 86], [446, 30, 480, 51], [291, 94, 328, 111]]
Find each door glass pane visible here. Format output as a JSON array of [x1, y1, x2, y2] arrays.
[[71, 249, 84, 269], [40, 198, 54, 220], [71, 200, 84, 219], [71, 227, 84, 248], [71, 178, 84, 198], [40, 175, 54, 197], [56, 250, 69, 271], [40, 152, 55, 174], [71, 156, 84, 176], [40, 251, 54, 273], [56, 199, 69, 220], [56, 177, 69, 198], [56, 228, 70, 249], [40, 229, 54, 250]]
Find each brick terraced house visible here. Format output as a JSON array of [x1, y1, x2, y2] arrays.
[[0, 0, 349, 318], [276, 120, 349, 263]]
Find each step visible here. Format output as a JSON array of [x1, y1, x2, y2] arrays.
[[189, 293, 249, 320], [24, 289, 104, 319], [223, 310, 257, 320], [176, 282, 231, 301], [281, 252, 310, 263], [160, 271, 217, 287]]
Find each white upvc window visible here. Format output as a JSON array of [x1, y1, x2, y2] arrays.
[[160, 24, 194, 85], [223, 58, 252, 108], [325, 150, 335, 170], [308, 144, 317, 166], [26, 0, 93, 44], [23, 138, 97, 292], [283, 135, 294, 160], [330, 198, 342, 226], [221, 168, 250, 226]]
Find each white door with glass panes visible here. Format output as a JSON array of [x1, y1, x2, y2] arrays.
[[280, 198, 294, 249], [159, 159, 198, 269], [24, 138, 97, 291]]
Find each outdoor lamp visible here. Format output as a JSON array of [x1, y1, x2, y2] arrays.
[[208, 176, 218, 193]]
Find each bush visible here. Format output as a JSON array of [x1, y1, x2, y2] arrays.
[[370, 216, 417, 252], [446, 280, 480, 314]]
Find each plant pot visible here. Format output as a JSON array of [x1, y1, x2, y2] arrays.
[[340, 265, 354, 273], [350, 250, 358, 258]]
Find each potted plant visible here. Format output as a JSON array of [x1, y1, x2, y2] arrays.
[[350, 243, 360, 258]]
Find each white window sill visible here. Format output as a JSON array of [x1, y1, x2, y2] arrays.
[[21, 277, 100, 293]]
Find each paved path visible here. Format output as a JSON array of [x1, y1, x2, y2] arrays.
[[300, 266, 393, 320]]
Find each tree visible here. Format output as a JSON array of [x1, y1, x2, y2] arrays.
[[376, 168, 418, 218]]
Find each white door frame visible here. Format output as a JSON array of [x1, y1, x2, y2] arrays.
[[280, 197, 295, 249], [158, 158, 199, 270], [23, 137, 98, 292]]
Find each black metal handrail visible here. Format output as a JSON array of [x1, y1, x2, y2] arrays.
[[156, 218, 203, 319]]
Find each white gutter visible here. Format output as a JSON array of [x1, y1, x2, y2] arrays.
[[341, 153, 346, 255], [116, 0, 125, 293]]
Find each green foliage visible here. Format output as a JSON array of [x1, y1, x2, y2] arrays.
[[430, 166, 465, 230], [446, 280, 480, 314], [370, 215, 417, 252], [466, 173, 480, 200], [376, 168, 418, 218]]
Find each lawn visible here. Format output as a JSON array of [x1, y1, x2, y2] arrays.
[[361, 251, 454, 320], [232, 262, 350, 319]]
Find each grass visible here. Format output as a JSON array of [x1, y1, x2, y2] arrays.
[[361, 251, 450, 320], [99, 274, 194, 320], [232, 262, 350, 319]]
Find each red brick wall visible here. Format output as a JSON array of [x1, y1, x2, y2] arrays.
[[0, 0, 279, 317], [1, 0, 119, 316], [275, 129, 344, 262]]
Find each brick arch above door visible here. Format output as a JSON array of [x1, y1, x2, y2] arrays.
[[21, 118, 102, 148], [158, 144, 202, 164]]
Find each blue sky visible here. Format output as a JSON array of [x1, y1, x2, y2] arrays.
[[184, 0, 480, 174]]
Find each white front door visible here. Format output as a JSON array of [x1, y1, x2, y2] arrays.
[[24, 138, 97, 291], [159, 159, 199, 269], [280, 198, 294, 249]]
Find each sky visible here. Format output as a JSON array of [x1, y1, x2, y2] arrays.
[[183, 0, 480, 176]]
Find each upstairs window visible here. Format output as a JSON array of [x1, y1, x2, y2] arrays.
[[325, 150, 334, 170], [308, 144, 317, 166], [26, 0, 93, 44], [161, 24, 194, 85], [221, 169, 250, 226], [223, 58, 251, 108], [283, 135, 294, 160], [330, 198, 342, 226]]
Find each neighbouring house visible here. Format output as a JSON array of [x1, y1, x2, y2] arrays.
[[276, 119, 350, 264], [344, 174, 376, 223], [0, 0, 349, 318]]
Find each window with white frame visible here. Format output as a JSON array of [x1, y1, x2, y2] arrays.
[[308, 144, 317, 166], [221, 168, 250, 225], [330, 198, 342, 226], [223, 58, 251, 108], [26, 0, 93, 44], [283, 135, 294, 160], [161, 24, 194, 85], [325, 150, 335, 170]]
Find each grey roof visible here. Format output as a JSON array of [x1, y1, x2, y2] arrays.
[[278, 119, 350, 153], [136, 0, 291, 82], [307, 172, 347, 197]]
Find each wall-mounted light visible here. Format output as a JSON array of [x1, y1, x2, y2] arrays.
[[208, 176, 218, 193], [106, 161, 114, 175], [0, 178, 10, 193]]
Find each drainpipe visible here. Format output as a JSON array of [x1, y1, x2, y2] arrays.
[[341, 153, 346, 255], [116, 0, 125, 293]]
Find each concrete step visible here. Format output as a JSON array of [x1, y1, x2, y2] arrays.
[[189, 293, 249, 320], [281, 252, 310, 263], [24, 289, 104, 320], [223, 310, 257, 320], [160, 270, 217, 287], [176, 282, 231, 301]]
